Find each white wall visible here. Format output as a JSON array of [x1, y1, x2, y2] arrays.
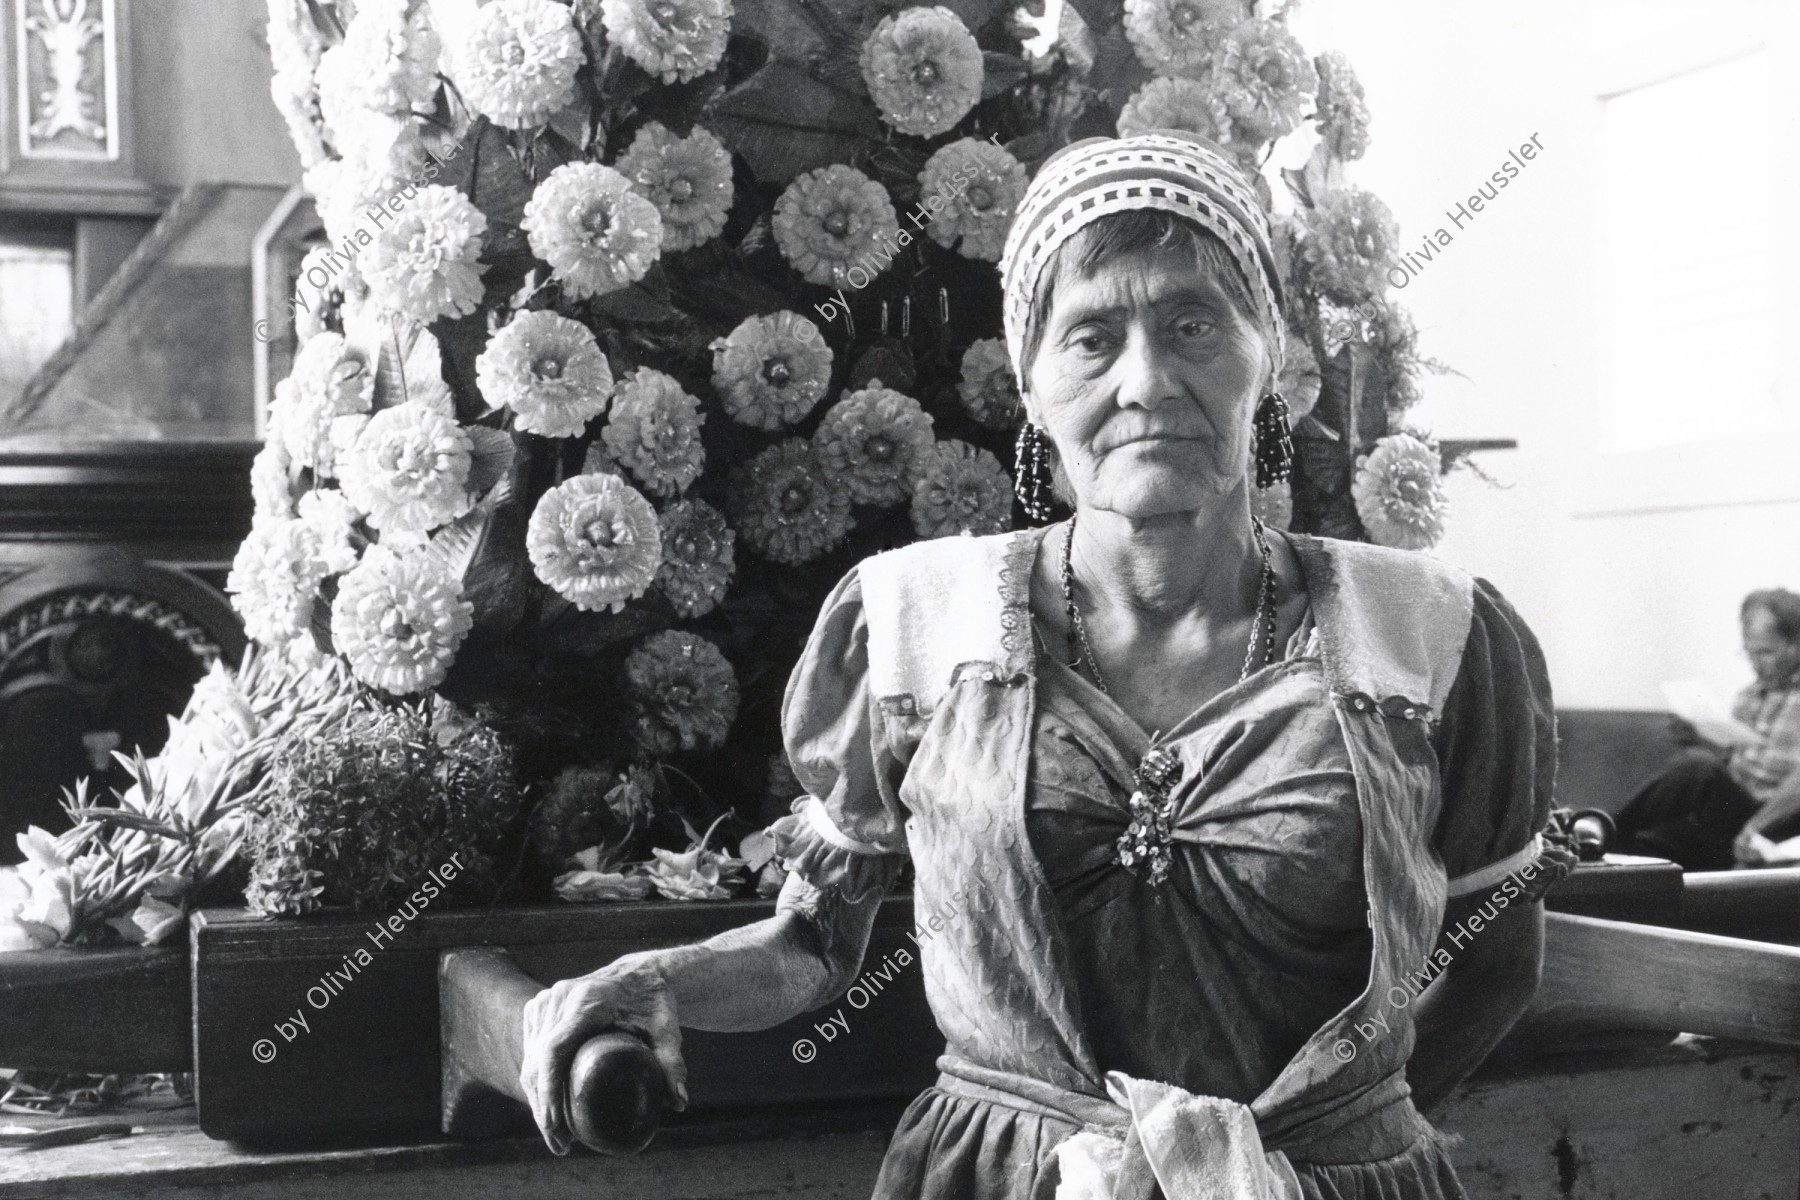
[[1285, 0, 1800, 709]]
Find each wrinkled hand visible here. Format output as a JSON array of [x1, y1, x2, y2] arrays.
[[1733, 826, 1766, 866], [519, 955, 689, 1155]]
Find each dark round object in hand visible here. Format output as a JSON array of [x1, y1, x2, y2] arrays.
[[1569, 809, 1615, 861], [565, 1030, 667, 1156]]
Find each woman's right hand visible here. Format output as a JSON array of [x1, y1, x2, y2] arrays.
[[519, 953, 690, 1155]]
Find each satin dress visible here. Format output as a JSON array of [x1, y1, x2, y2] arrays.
[[767, 526, 1566, 1199]]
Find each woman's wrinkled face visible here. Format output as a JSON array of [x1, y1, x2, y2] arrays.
[[1743, 607, 1800, 686], [1024, 246, 1268, 519]]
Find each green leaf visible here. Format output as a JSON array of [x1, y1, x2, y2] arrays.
[[70, 808, 185, 842], [545, 94, 595, 154], [731, 0, 846, 65], [425, 506, 493, 586], [461, 497, 538, 635], [310, 575, 338, 657], [465, 426, 517, 498], [433, 311, 497, 424], [588, 281, 686, 325], [707, 59, 882, 184], [664, 259, 792, 331], [439, 117, 535, 228]]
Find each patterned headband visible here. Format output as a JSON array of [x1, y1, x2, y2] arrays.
[[998, 130, 1286, 391]]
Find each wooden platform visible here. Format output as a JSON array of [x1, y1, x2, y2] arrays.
[[5, 1039, 1795, 1199]]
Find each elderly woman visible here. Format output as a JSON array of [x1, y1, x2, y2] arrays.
[[520, 131, 1572, 1198]]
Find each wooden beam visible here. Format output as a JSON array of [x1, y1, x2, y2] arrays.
[[0, 945, 188, 1072], [1680, 867, 1800, 942], [1534, 912, 1800, 1046]]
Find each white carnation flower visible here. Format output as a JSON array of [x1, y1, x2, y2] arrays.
[[227, 515, 328, 646], [339, 403, 475, 535], [330, 546, 474, 694], [522, 162, 663, 300], [361, 184, 489, 324], [296, 487, 364, 575], [474, 310, 614, 437], [526, 473, 663, 613], [452, 0, 585, 129]]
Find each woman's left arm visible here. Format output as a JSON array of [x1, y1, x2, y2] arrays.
[[1410, 576, 1559, 1111], [1405, 897, 1544, 1112]]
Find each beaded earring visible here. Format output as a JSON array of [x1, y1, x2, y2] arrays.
[[1252, 392, 1295, 489], [1013, 421, 1054, 521]]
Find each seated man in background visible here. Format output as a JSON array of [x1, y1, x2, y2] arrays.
[[1615, 589, 1800, 870]]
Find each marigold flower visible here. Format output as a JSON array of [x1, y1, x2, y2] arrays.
[[955, 338, 1021, 430], [616, 122, 734, 252], [600, 368, 706, 498], [599, 0, 732, 84], [1117, 77, 1232, 142], [296, 487, 363, 576], [304, 158, 387, 248], [813, 385, 935, 506], [1353, 433, 1447, 551], [316, 0, 440, 129], [1302, 187, 1400, 307], [1122, 0, 1244, 80], [526, 473, 663, 612], [1213, 18, 1317, 142], [654, 498, 735, 618], [1314, 50, 1371, 161], [918, 139, 1027, 262], [522, 162, 664, 299], [625, 630, 740, 755], [475, 310, 614, 437], [909, 440, 1012, 539], [251, 432, 299, 521], [729, 441, 853, 564], [858, 6, 983, 138], [772, 165, 901, 289], [282, 332, 375, 474], [268, 0, 329, 169], [709, 311, 833, 429]]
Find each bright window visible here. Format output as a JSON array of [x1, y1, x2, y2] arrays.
[[0, 219, 75, 425], [1595, 48, 1782, 455]]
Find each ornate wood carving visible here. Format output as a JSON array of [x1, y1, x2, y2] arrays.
[[0, 0, 156, 214], [0, 546, 245, 861]]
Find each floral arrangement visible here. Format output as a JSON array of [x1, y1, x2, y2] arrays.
[[246, 0, 1467, 905], [0, 648, 357, 949]]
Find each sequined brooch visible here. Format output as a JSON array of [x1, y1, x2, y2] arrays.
[[1115, 745, 1183, 886]]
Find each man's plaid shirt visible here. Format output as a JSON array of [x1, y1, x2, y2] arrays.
[[1729, 670, 1800, 802]]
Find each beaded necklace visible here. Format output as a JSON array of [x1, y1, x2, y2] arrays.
[[1058, 514, 1279, 697]]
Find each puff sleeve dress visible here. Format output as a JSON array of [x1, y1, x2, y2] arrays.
[[767, 527, 1569, 1200]]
